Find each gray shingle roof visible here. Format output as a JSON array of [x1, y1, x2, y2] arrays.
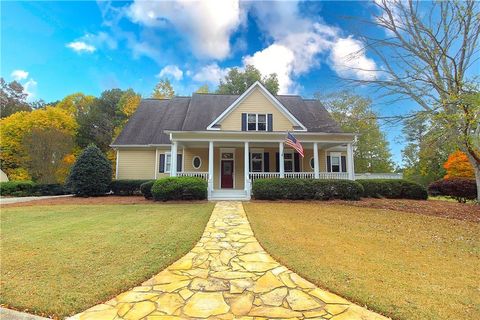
[[113, 93, 343, 146]]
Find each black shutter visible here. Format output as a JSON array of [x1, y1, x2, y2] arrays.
[[159, 154, 165, 173], [326, 156, 331, 172], [264, 152, 270, 172], [275, 152, 279, 172], [294, 153, 300, 172], [177, 154, 183, 172], [267, 114, 273, 131], [241, 113, 247, 131], [341, 156, 346, 173], [248, 152, 251, 172]]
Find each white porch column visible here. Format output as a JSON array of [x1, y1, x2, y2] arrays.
[[154, 149, 159, 179], [244, 142, 250, 196], [313, 142, 319, 179], [347, 142, 354, 180], [279, 142, 285, 178], [170, 141, 178, 176], [115, 149, 119, 179], [208, 141, 214, 197]]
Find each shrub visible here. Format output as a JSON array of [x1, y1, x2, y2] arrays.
[[0, 181, 67, 197], [66, 145, 112, 197], [252, 178, 364, 201], [356, 179, 428, 200], [428, 178, 477, 203], [140, 180, 155, 199], [110, 180, 151, 196], [0, 181, 35, 197], [151, 177, 207, 201]]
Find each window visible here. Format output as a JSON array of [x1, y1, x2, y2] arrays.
[[251, 152, 264, 172], [192, 156, 202, 169], [284, 152, 294, 172], [164, 152, 172, 172], [330, 153, 341, 172], [309, 157, 315, 170], [247, 113, 267, 131]]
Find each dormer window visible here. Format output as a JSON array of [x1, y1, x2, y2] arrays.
[[247, 113, 267, 131]]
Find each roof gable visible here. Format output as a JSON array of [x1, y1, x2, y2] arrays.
[[206, 81, 306, 131]]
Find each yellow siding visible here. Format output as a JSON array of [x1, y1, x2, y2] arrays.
[[117, 149, 156, 179], [219, 88, 294, 131], [183, 148, 209, 171]]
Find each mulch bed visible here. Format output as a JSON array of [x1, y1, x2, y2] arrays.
[[2, 196, 208, 208], [327, 198, 480, 223]]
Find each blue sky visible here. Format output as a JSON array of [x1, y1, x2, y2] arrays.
[[1, 1, 439, 165]]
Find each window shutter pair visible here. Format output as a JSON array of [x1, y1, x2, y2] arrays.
[[294, 153, 300, 172], [264, 152, 270, 172], [326, 156, 331, 173], [341, 156, 346, 173], [241, 113, 273, 131], [158, 153, 182, 173]]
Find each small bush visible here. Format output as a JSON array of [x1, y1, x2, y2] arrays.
[[140, 180, 155, 199], [252, 178, 364, 201], [0, 181, 67, 197], [110, 180, 151, 196], [0, 181, 35, 196], [66, 145, 112, 197], [428, 178, 477, 203], [151, 177, 207, 201], [356, 179, 428, 200]]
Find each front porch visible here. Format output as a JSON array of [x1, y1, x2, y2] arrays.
[[165, 133, 355, 200]]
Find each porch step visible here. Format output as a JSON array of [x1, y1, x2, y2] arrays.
[[209, 190, 250, 201]]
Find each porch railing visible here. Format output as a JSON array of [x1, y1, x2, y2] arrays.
[[177, 172, 209, 180], [355, 173, 403, 180], [249, 172, 349, 181]]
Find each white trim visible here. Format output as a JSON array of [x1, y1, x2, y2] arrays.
[[283, 150, 295, 173], [182, 146, 185, 172], [115, 149, 119, 179], [164, 151, 172, 173], [166, 130, 356, 136], [154, 149, 159, 179], [327, 152, 342, 173], [192, 156, 202, 169], [247, 113, 268, 132], [219, 148, 236, 189], [206, 81, 307, 131], [309, 156, 315, 170]]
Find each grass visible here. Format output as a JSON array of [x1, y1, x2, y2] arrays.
[[244, 202, 480, 320], [0, 203, 214, 318]]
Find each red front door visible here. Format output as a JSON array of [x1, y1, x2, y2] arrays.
[[221, 160, 234, 188]]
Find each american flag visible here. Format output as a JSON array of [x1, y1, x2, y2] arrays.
[[285, 132, 304, 157]]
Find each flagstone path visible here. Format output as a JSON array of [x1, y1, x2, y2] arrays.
[[70, 201, 388, 320]]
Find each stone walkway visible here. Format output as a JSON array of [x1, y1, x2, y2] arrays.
[[70, 201, 388, 320]]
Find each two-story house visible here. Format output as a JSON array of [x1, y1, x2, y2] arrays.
[[112, 81, 356, 200]]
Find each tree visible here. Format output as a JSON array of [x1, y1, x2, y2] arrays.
[[23, 128, 74, 183], [118, 89, 141, 118], [0, 106, 77, 180], [216, 65, 279, 95], [66, 144, 112, 196], [195, 84, 210, 94], [0, 78, 31, 118], [55, 93, 95, 118], [317, 91, 394, 173], [401, 114, 451, 185], [152, 78, 175, 99], [350, 0, 480, 200], [444, 151, 475, 179]]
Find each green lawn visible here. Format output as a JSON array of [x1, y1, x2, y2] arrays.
[[0, 203, 214, 318], [244, 202, 480, 320]]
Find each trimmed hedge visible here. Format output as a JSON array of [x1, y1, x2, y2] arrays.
[[0, 181, 68, 197], [151, 177, 207, 201], [110, 180, 151, 196], [140, 180, 155, 199], [428, 178, 477, 203], [356, 179, 428, 200], [252, 178, 364, 200]]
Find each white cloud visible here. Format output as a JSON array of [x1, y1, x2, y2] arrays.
[[329, 36, 378, 81], [157, 65, 183, 80], [192, 63, 230, 85], [66, 41, 96, 53], [127, 0, 243, 60], [243, 44, 295, 94], [23, 78, 38, 101], [11, 70, 29, 81]]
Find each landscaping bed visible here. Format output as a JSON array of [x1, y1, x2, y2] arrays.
[[245, 202, 480, 320], [0, 202, 214, 318]]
